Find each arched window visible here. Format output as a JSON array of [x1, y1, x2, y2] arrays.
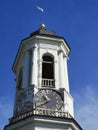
[[42, 55, 54, 87]]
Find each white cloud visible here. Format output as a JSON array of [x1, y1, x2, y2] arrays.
[[74, 86, 98, 130]]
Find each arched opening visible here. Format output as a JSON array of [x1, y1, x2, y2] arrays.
[[42, 55, 55, 87]]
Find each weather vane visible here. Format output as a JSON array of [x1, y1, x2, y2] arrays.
[[36, 5, 45, 28], [36, 5, 44, 13]]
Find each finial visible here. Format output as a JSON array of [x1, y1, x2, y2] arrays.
[[40, 24, 45, 29]]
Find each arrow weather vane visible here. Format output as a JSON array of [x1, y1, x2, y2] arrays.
[[36, 5, 45, 25], [36, 5, 44, 13]]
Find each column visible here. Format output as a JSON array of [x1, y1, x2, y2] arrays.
[[30, 46, 38, 87], [64, 57, 69, 92], [54, 59, 59, 89], [59, 51, 65, 88], [38, 59, 42, 88], [22, 50, 30, 88]]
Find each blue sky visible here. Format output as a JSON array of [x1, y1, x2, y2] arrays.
[[0, 0, 98, 130]]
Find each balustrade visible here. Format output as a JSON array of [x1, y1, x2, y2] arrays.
[[42, 78, 55, 87], [9, 108, 72, 124]]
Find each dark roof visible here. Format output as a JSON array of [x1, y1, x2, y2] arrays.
[[27, 28, 71, 50], [30, 28, 56, 37]]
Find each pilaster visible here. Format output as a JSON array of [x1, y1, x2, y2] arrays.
[[58, 50, 65, 88], [38, 59, 42, 88], [22, 50, 30, 88], [30, 45, 38, 87], [64, 56, 69, 92], [54, 59, 59, 89]]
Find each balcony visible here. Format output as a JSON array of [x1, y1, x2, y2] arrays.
[[42, 78, 55, 87]]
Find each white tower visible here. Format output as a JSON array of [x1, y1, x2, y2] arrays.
[[4, 24, 82, 130]]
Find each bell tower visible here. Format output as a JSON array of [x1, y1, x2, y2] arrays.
[[4, 24, 82, 130]]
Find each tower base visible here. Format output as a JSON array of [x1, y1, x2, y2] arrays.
[[4, 109, 82, 130]]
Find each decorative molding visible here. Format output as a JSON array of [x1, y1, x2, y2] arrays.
[[10, 108, 72, 124]]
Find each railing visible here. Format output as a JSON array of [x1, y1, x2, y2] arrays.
[[9, 108, 72, 124], [42, 78, 55, 87]]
